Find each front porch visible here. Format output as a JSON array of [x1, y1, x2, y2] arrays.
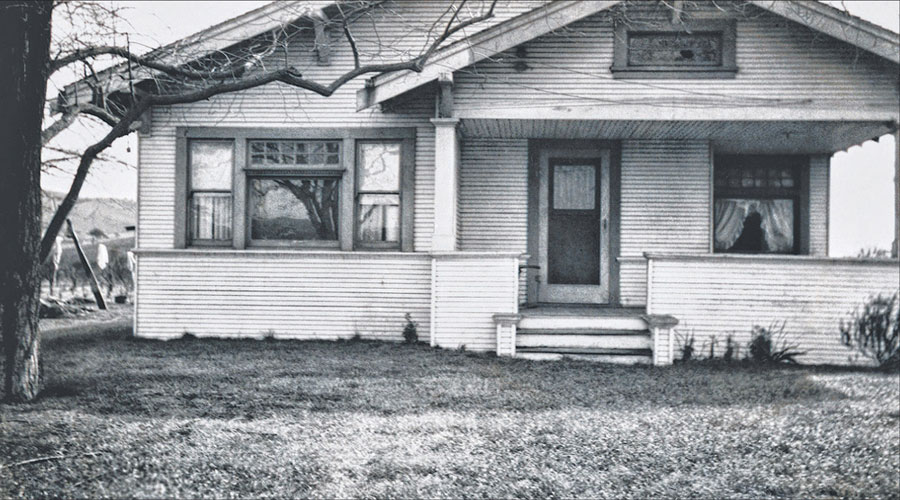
[[429, 117, 900, 366]]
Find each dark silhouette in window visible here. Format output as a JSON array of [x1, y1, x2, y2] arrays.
[[729, 211, 765, 252]]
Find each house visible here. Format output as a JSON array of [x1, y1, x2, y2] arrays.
[[58, 0, 900, 365]]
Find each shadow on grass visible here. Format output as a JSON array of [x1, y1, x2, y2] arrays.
[[21, 323, 868, 421]]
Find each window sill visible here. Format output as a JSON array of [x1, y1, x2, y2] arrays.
[[610, 66, 738, 80]]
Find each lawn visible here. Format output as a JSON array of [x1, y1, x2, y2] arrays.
[[2, 322, 899, 499]]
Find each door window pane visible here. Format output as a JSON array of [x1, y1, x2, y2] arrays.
[[249, 178, 339, 241], [358, 194, 400, 243], [553, 165, 595, 210], [190, 141, 233, 190], [358, 142, 400, 191]]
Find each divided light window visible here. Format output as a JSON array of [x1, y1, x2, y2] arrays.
[[188, 140, 234, 245], [713, 155, 804, 254], [247, 140, 342, 247], [611, 20, 737, 79], [178, 129, 415, 251]]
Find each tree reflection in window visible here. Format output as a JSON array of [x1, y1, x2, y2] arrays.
[[249, 178, 339, 241]]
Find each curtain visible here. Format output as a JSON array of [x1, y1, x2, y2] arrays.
[[714, 198, 793, 252]]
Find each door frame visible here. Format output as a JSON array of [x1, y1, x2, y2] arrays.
[[527, 139, 621, 306]]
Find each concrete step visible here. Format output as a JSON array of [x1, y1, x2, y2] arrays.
[[516, 330, 651, 350], [517, 315, 647, 332], [516, 347, 652, 365]]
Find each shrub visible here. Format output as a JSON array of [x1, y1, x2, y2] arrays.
[[748, 321, 804, 364], [675, 330, 695, 362], [723, 334, 736, 362], [402, 313, 418, 344], [839, 292, 900, 370]]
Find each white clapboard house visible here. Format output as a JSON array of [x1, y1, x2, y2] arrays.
[[57, 0, 900, 365]]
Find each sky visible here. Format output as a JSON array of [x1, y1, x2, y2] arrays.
[[42, 0, 899, 256]]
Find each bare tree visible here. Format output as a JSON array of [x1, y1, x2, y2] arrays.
[[2, 0, 499, 401]]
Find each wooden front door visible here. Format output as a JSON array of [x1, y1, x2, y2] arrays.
[[538, 147, 610, 303]]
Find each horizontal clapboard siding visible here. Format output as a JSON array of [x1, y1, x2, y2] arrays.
[[619, 140, 711, 305], [647, 255, 900, 365], [136, 0, 542, 252], [453, 5, 898, 116], [432, 256, 518, 351], [136, 252, 431, 339], [458, 139, 529, 301], [809, 156, 829, 256]]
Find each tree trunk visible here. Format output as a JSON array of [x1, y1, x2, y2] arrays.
[[0, 2, 53, 402]]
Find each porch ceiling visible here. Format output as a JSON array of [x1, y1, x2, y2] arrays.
[[459, 119, 895, 154]]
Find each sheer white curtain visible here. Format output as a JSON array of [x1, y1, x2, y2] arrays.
[[714, 199, 793, 252]]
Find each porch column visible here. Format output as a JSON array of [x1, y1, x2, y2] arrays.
[[894, 126, 899, 258], [431, 117, 460, 251]]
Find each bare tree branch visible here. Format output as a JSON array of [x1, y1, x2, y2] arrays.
[[41, 0, 499, 262], [49, 45, 248, 80], [42, 103, 116, 145]]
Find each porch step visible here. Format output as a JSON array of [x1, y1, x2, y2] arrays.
[[516, 347, 652, 365], [517, 315, 647, 331], [516, 330, 651, 350]]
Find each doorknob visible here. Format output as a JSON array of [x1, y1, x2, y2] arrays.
[[602, 218, 608, 230]]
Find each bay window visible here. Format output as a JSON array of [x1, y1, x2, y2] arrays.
[[175, 128, 414, 251]]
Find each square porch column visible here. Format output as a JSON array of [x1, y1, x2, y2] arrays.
[[431, 117, 460, 251]]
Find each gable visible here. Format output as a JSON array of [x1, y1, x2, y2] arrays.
[[361, 0, 899, 110], [447, 3, 898, 122]]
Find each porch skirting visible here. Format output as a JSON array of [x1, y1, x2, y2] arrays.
[[132, 250, 520, 350]]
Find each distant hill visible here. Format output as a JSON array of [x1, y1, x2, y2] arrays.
[[42, 192, 136, 239]]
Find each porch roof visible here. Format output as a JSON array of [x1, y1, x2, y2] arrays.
[[459, 119, 896, 154]]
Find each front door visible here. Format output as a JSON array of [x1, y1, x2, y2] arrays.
[[538, 147, 610, 303]]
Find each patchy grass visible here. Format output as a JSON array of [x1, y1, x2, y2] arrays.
[[2, 323, 899, 499]]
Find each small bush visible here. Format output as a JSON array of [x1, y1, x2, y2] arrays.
[[723, 334, 736, 362], [675, 330, 695, 362], [748, 321, 804, 364], [839, 292, 899, 370], [402, 313, 418, 344]]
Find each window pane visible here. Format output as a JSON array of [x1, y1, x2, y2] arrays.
[[358, 142, 400, 192], [190, 141, 233, 190], [553, 165, 595, 210], [358, 193, 400, 243], [714, 198, 794, 253], [249, 140, 341, 166], [250, 178, 339, 241], [191, 192, 232, 241], [629, 32, 722, 66]]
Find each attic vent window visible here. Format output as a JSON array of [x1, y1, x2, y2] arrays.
[[612, 20, 737, 79]]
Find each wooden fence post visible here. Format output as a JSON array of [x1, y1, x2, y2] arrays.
[[66, 219, 107, 310]]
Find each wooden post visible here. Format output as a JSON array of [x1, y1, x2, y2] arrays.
[[66, 219, 106, 310], [893, 127, 899, 258], [431, 117, 460, 251]]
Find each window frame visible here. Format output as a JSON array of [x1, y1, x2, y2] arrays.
[[611, 20, 737, 79], [185, 139, 235, 247], [355, 140, 405, 250], [713, 155, 809, 255], [175, 127, 416, 251]]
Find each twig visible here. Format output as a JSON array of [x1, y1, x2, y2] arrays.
[[0, 451, 100, 469]]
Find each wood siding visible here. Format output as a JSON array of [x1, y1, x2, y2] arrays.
[[136, 251, 431, 339], [431, 255, 519, 351], [452, 5, 898, 120], [647, 255, 900, 365], [620, 140, 711, 305]]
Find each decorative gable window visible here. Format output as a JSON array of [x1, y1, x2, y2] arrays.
[[176, 128, 415, 251], [612, 20, 737, 79], [713, 155, 808, 255]]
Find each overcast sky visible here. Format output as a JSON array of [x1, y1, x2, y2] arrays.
[[41, 0, 899, 256]]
